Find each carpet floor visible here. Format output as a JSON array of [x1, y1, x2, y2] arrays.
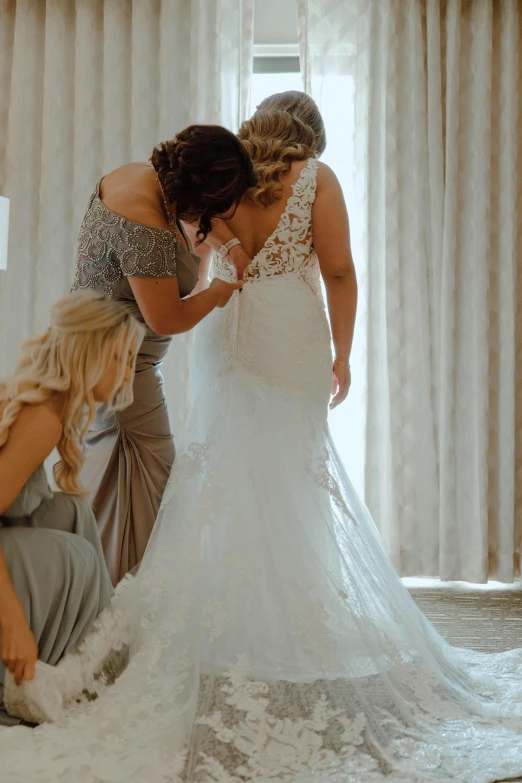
[[408, 580, 522, 782], [408, 580, 522, 653]]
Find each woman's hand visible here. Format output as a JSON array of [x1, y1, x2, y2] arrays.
[[1, 606, 38, 685], [209, 278, 243, 308], [330, 360, 351, 409], [227, 245, 252, 282], [203, 218, 252, 282]]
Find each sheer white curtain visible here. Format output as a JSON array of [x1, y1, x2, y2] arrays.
[[0, 0, 254, 442], [298, 0, 522, 582]]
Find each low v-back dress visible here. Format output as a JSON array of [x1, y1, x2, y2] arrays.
[[72, 181, 199, 585]]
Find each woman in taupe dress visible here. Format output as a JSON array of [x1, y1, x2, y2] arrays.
[[72, 124, 255, 585], [0, 290, 143, 722]]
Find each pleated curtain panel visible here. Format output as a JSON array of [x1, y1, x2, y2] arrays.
[[298, 0, 522, 582], [0, 0, 254, 441]]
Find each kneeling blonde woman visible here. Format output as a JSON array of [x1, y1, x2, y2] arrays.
[[0, 290, 144, 724]]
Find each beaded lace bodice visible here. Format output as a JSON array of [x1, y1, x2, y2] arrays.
[[214, 158, 322, 299], [72, 182, 199, 301]]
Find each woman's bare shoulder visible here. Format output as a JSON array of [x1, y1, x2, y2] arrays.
[[315, 160, 338, 180], [0, 401, 63, 511], [315, 161, 343, 197], [102, 161, 152, 189], [0, 401, 62, 459], [100, 164, 167, 229], [15, 400, 63, 432]]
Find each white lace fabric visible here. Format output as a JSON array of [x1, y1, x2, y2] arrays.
[[1, 160, 522, 782], [214, 158, 323, 300]]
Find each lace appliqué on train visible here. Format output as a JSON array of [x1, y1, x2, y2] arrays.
[[305, 447, 356, 523], [194, 657, 383, 783], [160, 442, 209, 510]]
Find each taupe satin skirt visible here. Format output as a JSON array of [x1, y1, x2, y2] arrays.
[[83, 363, 175, 585]]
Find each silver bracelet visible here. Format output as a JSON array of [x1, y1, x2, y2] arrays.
[[218, 237, 242, 257]]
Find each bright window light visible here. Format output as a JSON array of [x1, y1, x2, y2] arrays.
[[250, 71, 303, 115], [248, 65, 365, 498], [314, 74, 366, 499]]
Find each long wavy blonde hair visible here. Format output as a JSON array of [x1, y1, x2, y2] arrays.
[[0, 290, 145, 495], [237, 90, 326, 206]]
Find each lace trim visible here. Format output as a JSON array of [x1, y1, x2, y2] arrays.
[[306, 448, 356, 523], [160, 442, 209, 510], [215, 159, 322, 299], [193, 657, 380, 782]]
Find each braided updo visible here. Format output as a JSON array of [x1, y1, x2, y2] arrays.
[[238, 91, 326, 206], [150, 124, 256, 243]]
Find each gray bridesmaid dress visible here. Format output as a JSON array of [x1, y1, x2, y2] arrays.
[[72, 181, 200, 585], [0, 464, 113, 725]]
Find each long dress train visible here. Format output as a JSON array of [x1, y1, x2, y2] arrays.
[[1, 159, 522, 782]]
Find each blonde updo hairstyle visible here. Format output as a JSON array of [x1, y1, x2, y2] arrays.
[[237, 90, 326, 206], [0, 290, 145, 495]]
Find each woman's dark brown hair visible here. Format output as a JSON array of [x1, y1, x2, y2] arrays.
[[151, 125, 256, 242]]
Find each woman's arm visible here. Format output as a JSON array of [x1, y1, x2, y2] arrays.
[[128, 276, 242, 336], [100, 176, 242, 335], [0, 402, 62, 683], [0, 403, 62, 514], [120, 189, 242, 334], [0, 543, 38, 684], [312, 162, 358, 408], [182, 227, 214, 294], [183, 219, 252, 282]]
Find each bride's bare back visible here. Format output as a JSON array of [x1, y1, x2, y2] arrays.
[[225, 160, 309, 259], [210, 156, 357, 408]]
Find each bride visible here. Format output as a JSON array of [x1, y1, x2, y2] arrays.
[[1, 91, 522, 783]]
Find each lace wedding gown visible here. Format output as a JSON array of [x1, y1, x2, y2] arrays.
[[1, 159, 522, 782]]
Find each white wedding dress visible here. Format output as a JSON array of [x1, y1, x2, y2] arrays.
[[1, 159, 522, 782]]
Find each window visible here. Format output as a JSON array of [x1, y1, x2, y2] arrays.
[[250, 26, 365, 496], [250, 45, 302, 115]]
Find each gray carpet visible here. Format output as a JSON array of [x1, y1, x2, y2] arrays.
[[408, 581, 522, 783], [408, 582, 522, 653]]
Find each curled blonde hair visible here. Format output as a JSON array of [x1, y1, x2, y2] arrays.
[[237, 91, 326, 206], [0, 290, 145, 495]]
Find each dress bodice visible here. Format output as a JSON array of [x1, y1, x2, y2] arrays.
[[214, 158, 322, 300]]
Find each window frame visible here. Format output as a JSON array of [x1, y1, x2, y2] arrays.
[[253, 44, 300, 75]]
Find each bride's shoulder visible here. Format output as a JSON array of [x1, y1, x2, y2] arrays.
[[282, 158, 312, 185], [315, 161, 342, 193], [315, 160, 339, 179]]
